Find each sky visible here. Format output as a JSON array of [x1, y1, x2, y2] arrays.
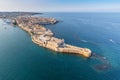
[[0, 0, 120, 12]]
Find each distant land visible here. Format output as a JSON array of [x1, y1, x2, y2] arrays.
[[0, 12, 41, 19]]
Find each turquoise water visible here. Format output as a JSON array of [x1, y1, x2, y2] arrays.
[[0, 13, 120, 80]]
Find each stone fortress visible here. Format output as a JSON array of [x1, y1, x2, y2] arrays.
[[13, 16, 91, 58], [0, 12, 91, 58]]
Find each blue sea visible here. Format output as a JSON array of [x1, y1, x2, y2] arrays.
[[0, 13, 120, 80]]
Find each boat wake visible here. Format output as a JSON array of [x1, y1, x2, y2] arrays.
[[81, 40, 88, 43], [109, 39, 116, 44]]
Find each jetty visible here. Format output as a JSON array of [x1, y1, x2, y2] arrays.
[[0, 12, 92, 58]]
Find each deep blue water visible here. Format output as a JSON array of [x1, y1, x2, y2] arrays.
[[0, 13, 120, 80]]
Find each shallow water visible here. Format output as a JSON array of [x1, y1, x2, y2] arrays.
[[0, 13, 120, 80]]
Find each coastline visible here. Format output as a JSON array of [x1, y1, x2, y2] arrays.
[[14, 16, 91, 58], [0, 12, 92, 58]]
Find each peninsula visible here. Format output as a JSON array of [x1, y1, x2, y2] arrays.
[[0, 12, 92, 58]]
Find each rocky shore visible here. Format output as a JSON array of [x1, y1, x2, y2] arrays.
[[0, 12, 91, 58]]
